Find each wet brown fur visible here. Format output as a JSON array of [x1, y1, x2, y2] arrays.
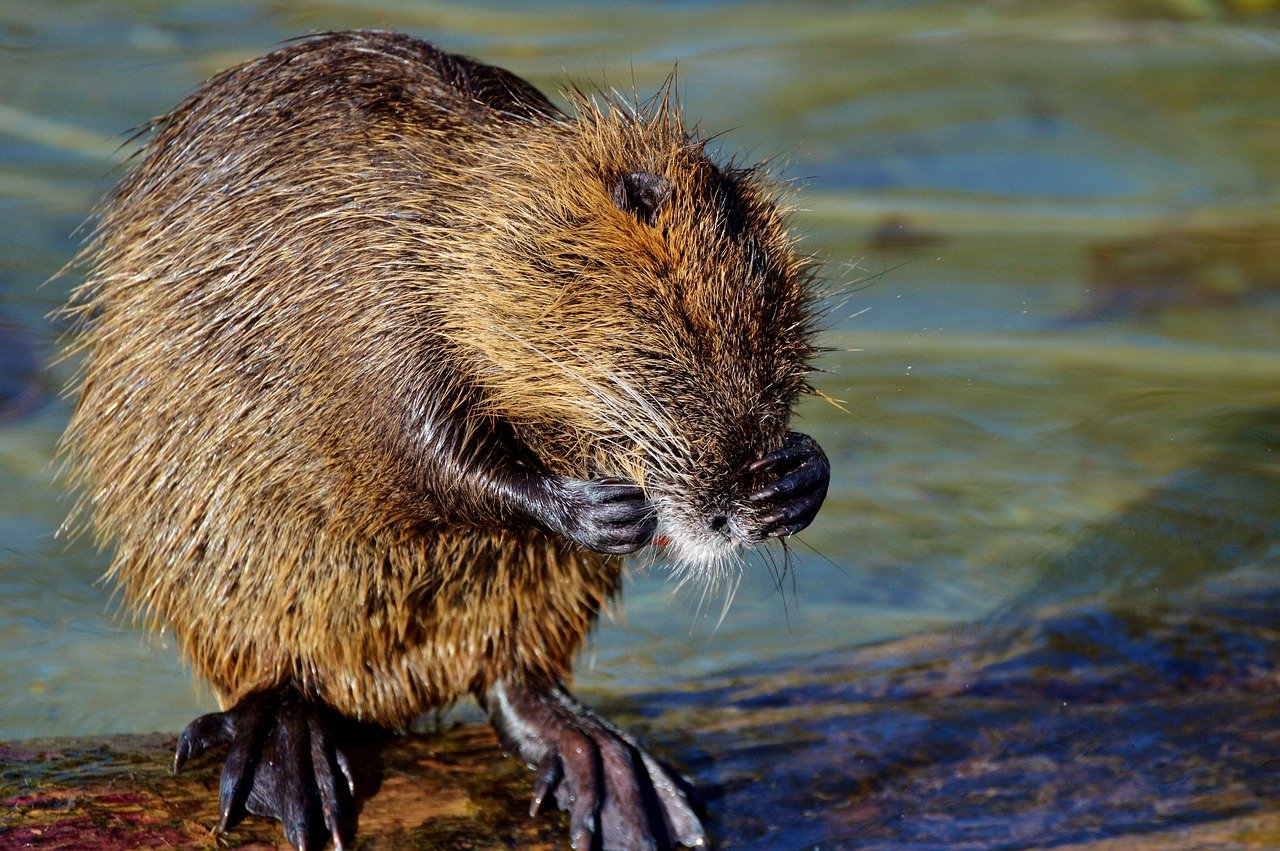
[[60, 31, 817, 727]]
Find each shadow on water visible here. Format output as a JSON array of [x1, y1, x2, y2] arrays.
[[602, 408, 1280, 848], [1061, 224, 1280, 325], [1001, 405, 1280, 613]]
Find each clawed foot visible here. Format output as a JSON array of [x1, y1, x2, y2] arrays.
[[543, 475, 658, 555], [485, 679, 707, 850], [746, 431, 829, 539], [174, 685, 355, 850]]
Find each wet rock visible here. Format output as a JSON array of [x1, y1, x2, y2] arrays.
[[3, 582, 1278, 848], [667, 582, 1280, 848], [0, 727, 564, 849]]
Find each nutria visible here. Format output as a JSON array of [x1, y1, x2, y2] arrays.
[[60, 30, 829, 850]]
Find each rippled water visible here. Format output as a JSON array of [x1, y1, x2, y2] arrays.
[[1, 0, 1277, 760]]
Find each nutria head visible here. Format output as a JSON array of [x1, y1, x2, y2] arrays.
[[435, 92, 821, 576], [64, 30, 822, 589]]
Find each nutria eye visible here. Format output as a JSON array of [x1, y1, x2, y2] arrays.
[[610, 171, 671, 225]]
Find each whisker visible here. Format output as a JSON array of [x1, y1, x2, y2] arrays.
[[713, 570, 742, 631], [782, 539, 798, 611], [792, 535, 848, 578], [761, 541, 793, 633]]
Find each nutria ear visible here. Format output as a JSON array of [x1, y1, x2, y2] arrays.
[[610, 171, 671, 225]]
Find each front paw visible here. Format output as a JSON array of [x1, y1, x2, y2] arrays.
[[746, 431, 830, 539], [545, 476, 657, 555]]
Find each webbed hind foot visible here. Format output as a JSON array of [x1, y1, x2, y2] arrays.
[[174, 684, 356, 850], [484, 678, 708, 850]]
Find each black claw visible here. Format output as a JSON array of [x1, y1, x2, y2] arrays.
[[637, 750, 706, 847], [748, 459, 826, 503], [219, 732, 257, 831], [283, 809, 310, 851], [758, 487, 825, 532], [308, 716, 344, 849], [748, 437, 814, 474], [750, 432, 823, 472], [335, 748, 356, 796], [569, 803, 598, 846], [217, 692, 272, 831], [174, 710, 233, 774], [531, 751, 563, 816], [594, 478, 645, 503], [757, 510, 784, 528], [173, 736, 195, 775]]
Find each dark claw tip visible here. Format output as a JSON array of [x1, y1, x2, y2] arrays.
[[531, 753, 562, 816], [335, 750, 356, 795]]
